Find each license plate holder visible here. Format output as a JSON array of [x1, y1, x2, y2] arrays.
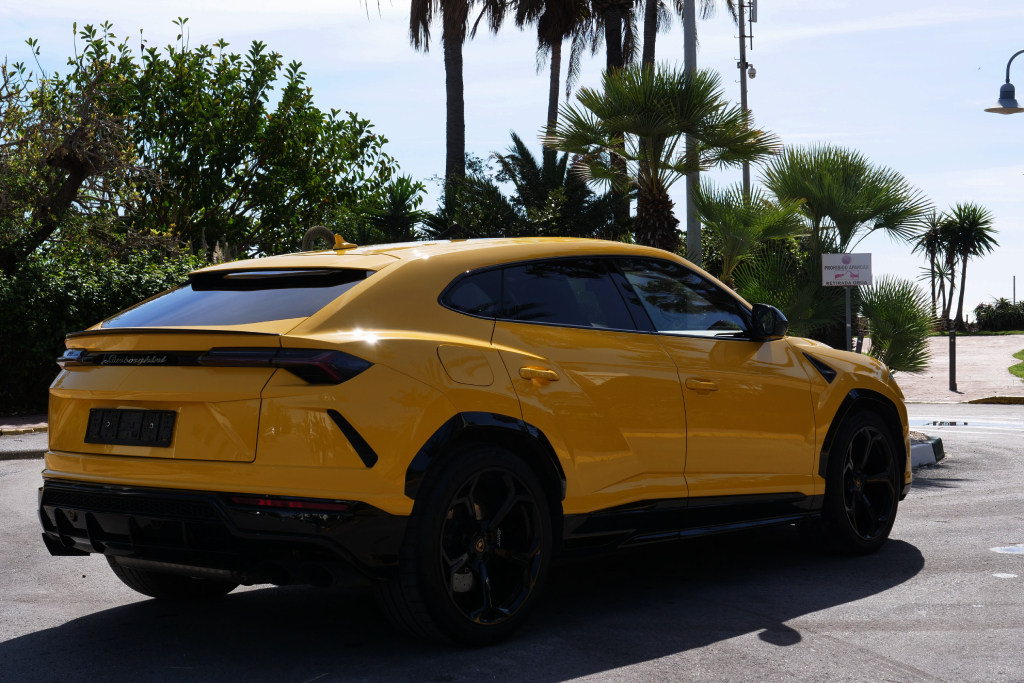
[[85, 409, 176, 447]]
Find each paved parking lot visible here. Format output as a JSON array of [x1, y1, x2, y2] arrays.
[[2, 404, 1022, 683]]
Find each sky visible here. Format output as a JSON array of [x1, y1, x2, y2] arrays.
[[4, 0, 1023, 314]]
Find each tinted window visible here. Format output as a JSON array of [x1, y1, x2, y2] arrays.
[[618, 258, 749, 336], [102, 269, 370, 328], [501, 259, 635, 330], [441, 269, 501, 318]]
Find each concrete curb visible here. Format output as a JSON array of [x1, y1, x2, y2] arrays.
[[911, 437, 945, 467], [0, 449, 45, 461], [0, 426, 47, 436], [967, 396, 1024, 405]]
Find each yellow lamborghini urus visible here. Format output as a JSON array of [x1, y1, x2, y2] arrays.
[[40, 237, 910, 645]]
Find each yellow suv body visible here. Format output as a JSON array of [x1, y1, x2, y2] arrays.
[[39, 238, 910, 645]]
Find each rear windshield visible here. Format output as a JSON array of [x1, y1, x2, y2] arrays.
[[102, 269, 371, 328]]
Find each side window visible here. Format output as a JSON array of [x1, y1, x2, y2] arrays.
[[501, 259, 635, 330], [617, 258, 749, 336], [441, 269, 502, 318]]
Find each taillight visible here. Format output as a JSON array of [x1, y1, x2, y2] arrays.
[[199, 348, 372, 384], [228, 495, 352, 512]]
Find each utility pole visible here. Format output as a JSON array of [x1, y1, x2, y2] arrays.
[[684, 0, 701, 266], [737, 0, 753, 196]]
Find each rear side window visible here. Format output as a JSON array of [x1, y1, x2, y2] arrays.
[[501, 259, 635, 330], [617, 258, 749, 336], [441, 269, 502, 318], [102, 269, 371, 328]]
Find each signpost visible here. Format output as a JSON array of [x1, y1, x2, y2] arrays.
[[822, 253, 873, 352]]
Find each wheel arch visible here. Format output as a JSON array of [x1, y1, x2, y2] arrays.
[[404, 412, 567, 539], [818, 389, 907, 480]]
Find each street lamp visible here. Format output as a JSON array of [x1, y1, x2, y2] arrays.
[[985, 49, 1024, 114]]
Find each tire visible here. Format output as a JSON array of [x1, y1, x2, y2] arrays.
[[800, 410, 901, 555], [106, 556, 239, 602], [375, 444, 552, 646]]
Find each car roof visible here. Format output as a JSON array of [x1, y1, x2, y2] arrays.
[[194, 237, 694, 275]]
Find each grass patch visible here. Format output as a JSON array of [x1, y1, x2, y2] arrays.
[[930, 330, 1024, 337], [1012, 350, 1024, 381]]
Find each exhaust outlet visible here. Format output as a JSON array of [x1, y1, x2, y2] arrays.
[[256, 560, 301, 586], [300, 561, 371, 589]]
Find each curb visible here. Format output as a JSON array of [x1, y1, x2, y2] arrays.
[[0, 449, 45, 461], [0, 426, 48, 436], [911, 437, 945, 467], [967, 396, 1024, 405]]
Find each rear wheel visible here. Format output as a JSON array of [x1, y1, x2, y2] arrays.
[[800, 410, 901, 555], [106, 556, 239, 602], [375, 445, 552, 646]]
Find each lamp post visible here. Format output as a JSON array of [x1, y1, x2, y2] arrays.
[[985, 49, 1024, 114]]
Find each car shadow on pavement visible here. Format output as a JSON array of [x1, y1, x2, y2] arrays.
[[0, 525, 923, 683]]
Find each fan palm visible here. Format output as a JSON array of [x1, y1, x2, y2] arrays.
[[761, 144, 931, 252], [943, 202, 998, 330], [545, 63, 779, 252], [859, 275, 934, 374], [410, 0, 506, 181], [692, 183, 805, 287]]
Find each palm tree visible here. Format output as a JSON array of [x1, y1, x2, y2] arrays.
[[751, 144, 930, 342], [859, 276, 934, 374], [692, 183, 805, 287], [545, 64, 778, 252], [362, 176, 429, 243], [410, 0, 506, 181], [492, 131, 617, 236], [912, 211, 945, 318], [515, 0, 592, 135], [761, 144, 931, 252], [944, 202, 998, 330]]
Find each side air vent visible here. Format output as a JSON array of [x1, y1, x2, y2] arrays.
[[803, 353, 837, 384], [327, 409, 379, 468]]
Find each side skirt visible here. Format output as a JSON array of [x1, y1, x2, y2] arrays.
[[561, 492, 823, 554]]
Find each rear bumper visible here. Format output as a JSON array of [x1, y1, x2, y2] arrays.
[[38, 479, 407, 581]]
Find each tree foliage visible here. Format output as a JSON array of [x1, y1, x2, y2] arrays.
[[1, 20, 400, 271], [545, 64, 779, 251]]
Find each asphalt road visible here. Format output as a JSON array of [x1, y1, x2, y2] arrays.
[[2, 404, 1022, 683]]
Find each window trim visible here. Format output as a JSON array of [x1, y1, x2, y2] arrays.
[[437, 254, 758, 341]]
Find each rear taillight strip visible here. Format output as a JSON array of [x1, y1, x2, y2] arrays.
[[57, 347, 372, 385]]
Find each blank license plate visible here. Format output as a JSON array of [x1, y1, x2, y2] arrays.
[[84, 409, 176, 447]]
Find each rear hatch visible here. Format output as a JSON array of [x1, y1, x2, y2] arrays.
[[50, 266, 372, 462]]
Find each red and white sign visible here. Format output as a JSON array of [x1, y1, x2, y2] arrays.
[[822, 253, 872, 287]]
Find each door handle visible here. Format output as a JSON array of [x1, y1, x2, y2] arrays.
[[685, 378, 718, 392], [520, 367, 559, 385]]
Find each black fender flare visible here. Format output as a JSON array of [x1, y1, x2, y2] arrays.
[[404, 412, 567, 502], [817, 388, 907, 481]]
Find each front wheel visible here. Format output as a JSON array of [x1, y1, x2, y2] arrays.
[[375, 445, 552, 646], [800, 410, 901, 555]]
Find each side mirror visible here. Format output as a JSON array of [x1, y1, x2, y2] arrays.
[[750, 304, 789, 339]]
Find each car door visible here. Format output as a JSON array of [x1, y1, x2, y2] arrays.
[[491, 258, 689, 504], [616, 257, 816, 499]]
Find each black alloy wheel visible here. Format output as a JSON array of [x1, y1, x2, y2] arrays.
[[374, 445, 552, 646], [841, 425, 898, 541], [440, 468, 544, 625], [799, 410, 902, 555]]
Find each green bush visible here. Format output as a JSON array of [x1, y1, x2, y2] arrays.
[[974, 298, 1024, 332], [859, 276, 934, 374], [0, 253, 201, 414]]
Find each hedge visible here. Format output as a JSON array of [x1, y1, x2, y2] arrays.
[[0, 254, 201, 415]]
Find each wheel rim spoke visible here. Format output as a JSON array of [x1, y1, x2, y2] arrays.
[[840, 425, 897, 540], [440, 466, 543, 626]]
